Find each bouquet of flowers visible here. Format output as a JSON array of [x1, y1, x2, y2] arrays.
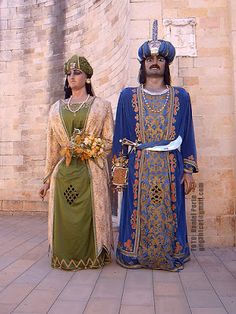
[[61, 128, 105, 166]]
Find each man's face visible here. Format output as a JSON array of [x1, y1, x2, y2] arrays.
[[144, 55, 166, 78]]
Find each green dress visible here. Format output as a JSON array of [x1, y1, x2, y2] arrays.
[[51, 100, 111, 270]]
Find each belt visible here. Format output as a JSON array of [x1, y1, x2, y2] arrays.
[[121, 136, 182, 152]]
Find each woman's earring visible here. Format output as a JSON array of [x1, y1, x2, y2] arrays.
[[86, 78, 91, 84]]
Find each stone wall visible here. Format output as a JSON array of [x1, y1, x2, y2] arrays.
[[0, 0, 236, 247]]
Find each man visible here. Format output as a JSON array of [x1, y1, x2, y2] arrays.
[[112, 20, 198, 271]]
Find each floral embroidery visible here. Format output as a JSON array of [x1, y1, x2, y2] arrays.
[[131, 210, 137, 229], [169, 91, 180, 140], [132, 89, 142, 142], [169, 152, 178, 229], [119, 89, 142, 255], [174, 241, 183, 254], [117, 87, 192, 268], [124, 239, 133, 251], [184, 154, 198, 172], [137, 152, 176, 269], [169, 153, 177, 172], [135, 88, 179, 270]]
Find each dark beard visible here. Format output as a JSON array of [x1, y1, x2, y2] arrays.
[[146, 71, 164, 78]]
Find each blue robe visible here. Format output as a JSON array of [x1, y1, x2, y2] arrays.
[[112, 86, 198, 271]]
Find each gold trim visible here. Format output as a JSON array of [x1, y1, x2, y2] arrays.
[[118, 88, 145, 257], [116, 258, 142, 269], [116, 256, 187, 271], [184, 158, 198, 171], [137, 86, 146, 143], [119, 87, 176, 258], [166, 86, 175, 139], [52, 251, 111, 270], [184, 168, 193, 174], [84, 98, 99, 256], [87, 160, 99, 255]]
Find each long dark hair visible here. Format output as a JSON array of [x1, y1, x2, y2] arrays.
[[64, 76, 94, 99], [138, 60, 171, 86]]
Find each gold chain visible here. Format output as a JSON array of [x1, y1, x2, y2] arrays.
[[141, 85, 170, 113]]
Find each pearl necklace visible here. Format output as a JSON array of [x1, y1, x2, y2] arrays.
[[141, 84, 170, 113], [67, 95, 90, 116]]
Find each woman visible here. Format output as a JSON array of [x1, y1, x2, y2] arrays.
[[39, 55, 114, 270]]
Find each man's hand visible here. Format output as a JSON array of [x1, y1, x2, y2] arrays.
[[39, 182, 50, 201], [181, 173, 196, 195]]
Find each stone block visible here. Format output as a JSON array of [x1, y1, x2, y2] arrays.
[[130, 38, 145, 59], [198, 47, 230, 57], [163, 8, 178, 17], [130, 0, 157, 2], [183, 77, 199, 86], [7, 0, 25, 7], [2, 200, 23, 211], [0, 142, 13, 155], [0, 167, 15, 180], [130, 20, 150, 39], [130, 2, 162, 20], [0, 155, 23, 166], [129, 58, 140, 79], [193, 56, 230, 68], [200, 17, 221, 29], [178, 8, 208, 17], [0, 20, 7, 30], [23, 201, 48, 212], [188, 0, 226, 8], [163, 0, 189, 9], [0, 129, 21, 142], [178, 57, 194, 68], [8, 19, 24, 29]]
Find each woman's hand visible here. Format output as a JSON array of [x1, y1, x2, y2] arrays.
[[39, 182, 50, 201], [181, 173, 196, 195]]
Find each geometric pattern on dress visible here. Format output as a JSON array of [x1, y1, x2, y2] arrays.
[[150, 182, 164, 205], [64, 184, 79, 205]]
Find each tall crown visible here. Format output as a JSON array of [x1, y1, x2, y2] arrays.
[[148, 20, 161, 55]]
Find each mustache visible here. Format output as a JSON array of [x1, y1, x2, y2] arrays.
[[150, 64, 160, 69]]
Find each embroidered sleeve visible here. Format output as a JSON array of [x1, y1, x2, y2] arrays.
[[182, 93, 198, 173], [184, 155, 198, 173]]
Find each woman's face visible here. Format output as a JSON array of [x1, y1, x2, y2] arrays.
[[67, 69, 87, 91]]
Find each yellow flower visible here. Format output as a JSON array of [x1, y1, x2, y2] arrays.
[[74, 147, 83, 154], [75, 134, 83, 144], [68, 131, 105, 162], [84, 137, 92, 146]]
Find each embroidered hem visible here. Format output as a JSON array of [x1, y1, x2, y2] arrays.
[[116, 255, 190, 272], [51, 252, 111, 271]]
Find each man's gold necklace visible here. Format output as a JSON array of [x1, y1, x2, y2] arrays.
[[141, 84, 170, 113]]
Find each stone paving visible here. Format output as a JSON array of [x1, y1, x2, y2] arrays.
[[0, 215, 236, 314]]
